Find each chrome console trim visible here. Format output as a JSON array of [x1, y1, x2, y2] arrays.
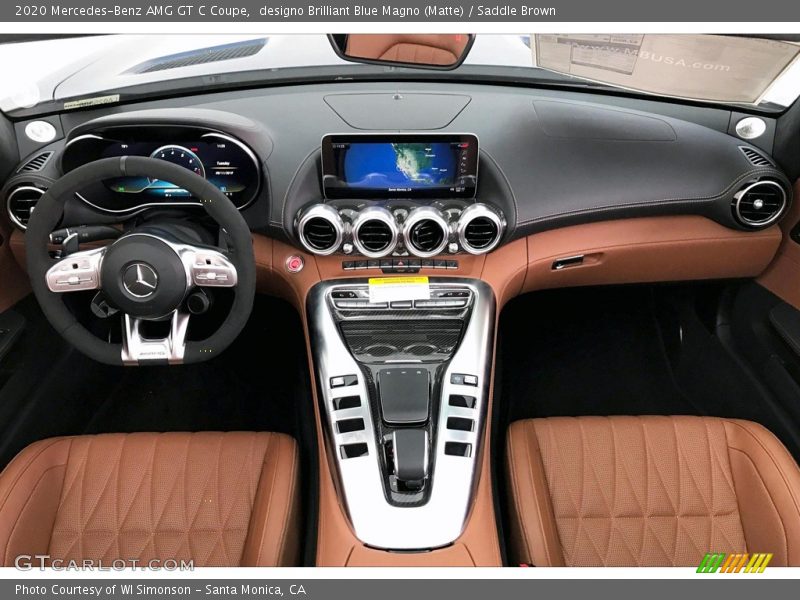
[[307, 277, 495, 550]]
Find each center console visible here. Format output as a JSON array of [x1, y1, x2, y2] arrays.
[[307, 277, 495, 550]]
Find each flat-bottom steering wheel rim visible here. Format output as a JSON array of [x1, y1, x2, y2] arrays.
[[25, 156, 256, 366]]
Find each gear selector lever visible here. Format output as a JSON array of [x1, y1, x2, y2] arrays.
[[392, 429, 429, 490]]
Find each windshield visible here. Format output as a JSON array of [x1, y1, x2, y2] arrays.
[[2, 34, 799, 114]]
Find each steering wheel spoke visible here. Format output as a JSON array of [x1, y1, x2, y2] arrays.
[[121, 310, 190, 365], [45, 247, 105, 293]]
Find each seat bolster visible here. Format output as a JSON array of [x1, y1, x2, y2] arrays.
[[241, 433, 301, 566], [0, 438, 72, 566], [505, 420, 564, 566], [724, 419, 800, 566]]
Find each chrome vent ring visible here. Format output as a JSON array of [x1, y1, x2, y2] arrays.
[[457, 203, 505, 254], [732, 180, 787, 228], [296, 204, 344, 255], [6, 185, 45, 230], [403, 207, 449, 258], [352, 207, 398, 258]]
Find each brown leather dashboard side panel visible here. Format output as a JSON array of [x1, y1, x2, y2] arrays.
[[758, 180, 800, 308], [522, 215, 781, 294]]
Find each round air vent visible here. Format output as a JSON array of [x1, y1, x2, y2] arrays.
[[295, 204, 343, 255], [457, 203, 505, 254], [732, 180, 787, 228], [6, 185, 45, 230], [403, 207, 449, 257], [352, 207, 398, 258]]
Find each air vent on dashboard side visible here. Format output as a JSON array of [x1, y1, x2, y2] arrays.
[[740, 147, 774, 167], [296, 204, 343, 255], [6, 185, 45, 229], [16, 151, 53, 173], [352, 207, 398, 258], [458, 204, 505, 254], [404, 207, 449, 257], [732, 180, 787, 228]]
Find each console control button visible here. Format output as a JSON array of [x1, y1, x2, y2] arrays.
[[450, 373, 478, 386], [331, 374, 358, 388]]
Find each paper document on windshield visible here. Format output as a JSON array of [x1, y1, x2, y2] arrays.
[[533, 34, 800, 104]]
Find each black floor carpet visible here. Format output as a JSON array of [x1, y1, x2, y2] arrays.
[[0, 295, 310, 467], [497, 284, 800, 459], [499, 286, 698, 423]]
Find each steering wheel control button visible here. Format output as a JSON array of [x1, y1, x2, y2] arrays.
[[285, 255, 304, 273], [46, 247, 105, 293]]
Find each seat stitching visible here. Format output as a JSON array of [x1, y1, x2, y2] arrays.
[[0, 439, 67, 512], [570, 420, 608, 564], [722, 423, 749, 554], [641, 421, 676, 563], [2, 464, 63, 565], [523, 421, 552, 564], [704, 420, 745, 552], [507, 424, 535, 564], [729, 447, 789, 560], [53, 438, 89, 559], [255, 434, 278, 566], [726, 420, 800, 515], [274, 437, 300, 566], [608, 419, 640, 565]]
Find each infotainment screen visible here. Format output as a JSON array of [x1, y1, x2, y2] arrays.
[[321, 134, 478, 199]]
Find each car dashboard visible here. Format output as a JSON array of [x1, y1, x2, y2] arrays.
[[0, 80, 795, 564]]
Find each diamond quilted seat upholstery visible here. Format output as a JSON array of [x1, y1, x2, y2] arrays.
[[0, 432, 301, 567], [505, 416, 800, 566]]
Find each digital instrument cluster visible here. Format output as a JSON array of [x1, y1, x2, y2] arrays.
[[61, 127, 261, 214]]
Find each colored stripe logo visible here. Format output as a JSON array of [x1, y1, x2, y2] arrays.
[[697, 553, 772, 573]]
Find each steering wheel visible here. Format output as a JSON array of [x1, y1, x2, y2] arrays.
[[25, 156, 256, 366]]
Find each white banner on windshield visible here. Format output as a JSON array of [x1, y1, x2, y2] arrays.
[[533, 34, 800, 104]]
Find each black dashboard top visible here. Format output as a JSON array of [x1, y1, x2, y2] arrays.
[[2, 81, 792, 250]]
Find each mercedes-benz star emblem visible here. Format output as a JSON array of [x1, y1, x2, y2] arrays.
[[123, 263, 158, 298]]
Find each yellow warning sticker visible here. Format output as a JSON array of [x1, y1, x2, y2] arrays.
[[368, 276, 430, 303]]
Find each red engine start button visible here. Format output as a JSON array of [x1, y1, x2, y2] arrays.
[[285, 255, 304, 273]]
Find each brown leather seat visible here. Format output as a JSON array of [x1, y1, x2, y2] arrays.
[[506, 416, 800, 566], [0, 431, 301, 567]]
